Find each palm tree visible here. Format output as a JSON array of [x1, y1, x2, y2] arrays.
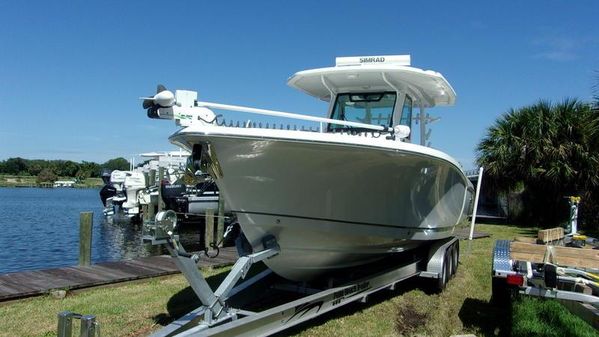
[[476, 99, 599, 227]]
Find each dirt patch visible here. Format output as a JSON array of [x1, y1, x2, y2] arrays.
[[395, 302, 428, 336]]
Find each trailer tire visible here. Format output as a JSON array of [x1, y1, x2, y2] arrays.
[[444, 252, 450, 285], [451, 241, 459, 277], [435, 251, 450, 291], [447, 246, 455, 278], [491, 277, 510, 305]]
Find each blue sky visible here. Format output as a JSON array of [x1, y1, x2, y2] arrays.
[[1, 1, 598, 168]]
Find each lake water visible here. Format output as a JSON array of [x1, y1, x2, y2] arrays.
[[0, 187, 159, 274]]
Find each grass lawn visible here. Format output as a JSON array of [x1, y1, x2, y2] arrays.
[[0, 223, 597, 337]]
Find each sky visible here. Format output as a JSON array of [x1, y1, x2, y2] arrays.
[[1, 1, 598, 169]]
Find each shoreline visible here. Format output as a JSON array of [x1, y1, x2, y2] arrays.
[[0, 175, 103, 189]]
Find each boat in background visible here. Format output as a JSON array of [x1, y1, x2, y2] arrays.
[[100, 150, 228, 220], [142, 55, 474, 281]]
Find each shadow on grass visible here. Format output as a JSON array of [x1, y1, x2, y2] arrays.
[[273, 277, 426, 337], [477, 222, 539, 240], [152, 262, 270, 326], [152, 269, 428, 335], [458, 298, 512, 337], [152, 267, 231, 326]]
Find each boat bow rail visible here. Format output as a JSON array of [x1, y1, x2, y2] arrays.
[[140, 86, 413, 141]]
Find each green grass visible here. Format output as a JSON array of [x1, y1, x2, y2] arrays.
[[0, 267, 231, 337], [512, 297, 598, 337], [0, 224, 597, 337]]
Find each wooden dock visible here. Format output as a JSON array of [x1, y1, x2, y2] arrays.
[[0, 247, 237, 302], [454, 228, 491, 240]]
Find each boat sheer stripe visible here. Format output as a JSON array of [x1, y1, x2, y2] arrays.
[[233, 210, 456, 232]]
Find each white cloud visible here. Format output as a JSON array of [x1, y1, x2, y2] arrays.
[[532, 35, 596, 62]]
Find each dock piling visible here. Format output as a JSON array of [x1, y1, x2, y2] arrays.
[[147, 169, 157, 221], [158, 167, 165, 212], [79, 212, 93, 266], [217, 198, 225, 247], [205, 209, 215, 248]]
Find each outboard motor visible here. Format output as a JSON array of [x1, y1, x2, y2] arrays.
[[161, 181, 189, 213], [99, 184, 117, 207], [101, 169, 112, 185]]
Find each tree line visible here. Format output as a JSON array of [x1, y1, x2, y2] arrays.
[[0, 157, 130, 182], [476, 97, 599, 228]]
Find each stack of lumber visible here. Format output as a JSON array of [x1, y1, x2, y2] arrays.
[[510, 241, 599, 269], [537, 227, 565, 243]]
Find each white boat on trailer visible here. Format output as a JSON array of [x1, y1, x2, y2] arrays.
[[142, 54, 474, 281], [122, 54, 474, 336]]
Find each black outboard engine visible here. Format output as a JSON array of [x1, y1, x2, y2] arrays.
[[161, 181, 189, 213], [99, 184, 117, 207], [100, 169, 112, 185]]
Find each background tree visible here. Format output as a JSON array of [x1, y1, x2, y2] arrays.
[[0, 157, 123, 177], [76, 161, 102, 179], [101, 157, 130, 171], [27, 160, 47, 176], [3, 157, 29, 175], [476, 98, 599, 228], [36, 168, 58, 184]]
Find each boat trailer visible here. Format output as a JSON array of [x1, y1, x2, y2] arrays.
[[60, 211, 460, 337], [491, 239, 599, 328]]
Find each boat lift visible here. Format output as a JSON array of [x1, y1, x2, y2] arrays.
[[137, 210, 460, 337]]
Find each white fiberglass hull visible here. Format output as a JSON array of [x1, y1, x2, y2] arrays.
[[171, 126, 472, 281]]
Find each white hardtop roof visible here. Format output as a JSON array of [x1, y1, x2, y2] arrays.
[[287, 55, 456, 108], [139, 150, 190, 158]]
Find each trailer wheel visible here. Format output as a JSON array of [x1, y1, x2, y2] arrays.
[[447, 246, 455, 278], [491, 277, 510, 305], [435, 251, 450, 291], [451, 241, 459, 277]]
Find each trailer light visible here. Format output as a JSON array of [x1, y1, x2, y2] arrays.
[[506, 274, 524, 286]]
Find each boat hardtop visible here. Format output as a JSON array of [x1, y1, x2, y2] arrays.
[[288, 55, 456, 108], [142, 54, 456, 145]]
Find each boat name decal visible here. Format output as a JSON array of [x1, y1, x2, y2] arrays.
[[360, 57, 385, 63], [175, 113, 193, 120], [331, 281, 371, 306]]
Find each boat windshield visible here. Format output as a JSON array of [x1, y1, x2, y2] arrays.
[[328, 92, 397, 132]]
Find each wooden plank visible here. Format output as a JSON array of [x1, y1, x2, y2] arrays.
[[510, 241, 599, 269], [205, 209, 215, 248], [453, 228, 490, 240], [79, 212, 93, 266], [538, 227, 564, 243], [559, 299, 599, 330], [0, 249, 237, 302], [158, 167, 165, 212], [217, 198, 225, 247]]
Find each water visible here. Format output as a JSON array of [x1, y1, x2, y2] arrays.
[[0, 187, 159, 274]]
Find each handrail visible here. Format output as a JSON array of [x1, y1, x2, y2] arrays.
[[196, 101, 391, 133]]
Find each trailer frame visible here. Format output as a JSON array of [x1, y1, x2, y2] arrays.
[[491, 239, 599, 307], [140, 211, 461, 337]]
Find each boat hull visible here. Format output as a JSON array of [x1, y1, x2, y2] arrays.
[[172, 131, 472, 281]]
